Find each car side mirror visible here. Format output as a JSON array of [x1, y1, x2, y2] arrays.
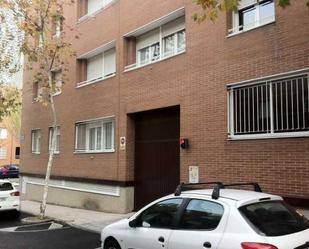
[[129, 219, 138, 228]]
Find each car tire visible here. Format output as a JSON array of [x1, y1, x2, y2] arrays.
[[104, 239, 121, 249], [11, 210, 20, 219]]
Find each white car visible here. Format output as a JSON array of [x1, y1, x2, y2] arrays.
[[101, 182, 309, 249], [0, 180, 20, 214]]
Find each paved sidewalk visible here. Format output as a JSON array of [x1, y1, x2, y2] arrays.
[[21, 200, 133, 234], [299, 208, 309, 219]]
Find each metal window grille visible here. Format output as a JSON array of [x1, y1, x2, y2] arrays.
[[229, 74, 309, 136]]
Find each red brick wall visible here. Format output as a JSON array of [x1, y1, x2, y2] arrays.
[[21, 0, 309, 200], [0, 128, 20, 166]]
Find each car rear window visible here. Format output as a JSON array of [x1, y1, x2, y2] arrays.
[[239, 201, 309, 236], [0, 182, 13, 191]]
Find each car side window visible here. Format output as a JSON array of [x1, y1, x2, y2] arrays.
[[179, 199, 224, 230], [137, 198, 183, 229]]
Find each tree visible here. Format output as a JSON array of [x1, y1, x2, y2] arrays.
[[0, 85, 21, 122], [193, 0, 309, 22], [1, 87, 22, 140], [0, 0, 76, 219], [0, 8, 23, 84]]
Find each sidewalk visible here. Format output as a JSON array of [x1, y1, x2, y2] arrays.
[[21, 200, 133, 234], [299, 208, 309, 219]]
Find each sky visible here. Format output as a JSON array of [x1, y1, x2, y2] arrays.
[[0, 9, 24, 88]]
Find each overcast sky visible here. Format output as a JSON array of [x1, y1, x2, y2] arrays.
[[0, 9, 23, 88]]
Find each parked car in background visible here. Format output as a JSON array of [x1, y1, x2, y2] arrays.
[[0, 166, 8, 178], [101, 182, 309, 249], [0, 164, 19, 179], [0, 180, 20, 215]]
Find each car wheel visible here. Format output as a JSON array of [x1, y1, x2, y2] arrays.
[[11, 210, 20, 219], [104, 239, 121, 249]]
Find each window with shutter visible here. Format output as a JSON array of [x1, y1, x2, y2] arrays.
[[87, 54, 104, 82], [31, 129, 41, 154], [230, 0, 275, 34], [103, 48, 116, 77], [75, 118, 115, 153]]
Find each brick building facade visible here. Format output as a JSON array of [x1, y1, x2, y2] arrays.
[[20, 0, 309, 213], [0, 127, 20, 166]]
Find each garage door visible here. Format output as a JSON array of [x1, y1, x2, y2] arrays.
[[134, 106, 180, 210]]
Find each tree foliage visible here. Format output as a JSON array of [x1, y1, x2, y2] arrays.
[[193, 0, 308, 22], [0, 85, 21, 122], [1, 0, 75, 103], [0, 0, 77, 219], [0, 9, 23, 84], [1, 88, 21, 140]]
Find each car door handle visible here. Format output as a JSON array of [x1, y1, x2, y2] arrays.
[[158, 236, 165, 243], [203, 241, 212, 248]]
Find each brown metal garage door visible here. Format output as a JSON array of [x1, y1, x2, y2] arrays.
[[134, 106, 180, 210]]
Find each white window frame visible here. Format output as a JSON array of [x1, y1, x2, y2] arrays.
[[162, 29, 186, 58], [49, 126, 60, 154], [137, 42, 160, 66], [78, 0, 116, 22], [0, 148, 7, 159], [53, 17, 63, 38], [136, 27, 186, 68], [0, 128, 8, 139], [229, 0, 275, 35], [77, 45, 116, 88], [74, 117, 115, 153], [52, 70, 62, 96], [228, 70, 309, 140], [31, 129, 41, 154]]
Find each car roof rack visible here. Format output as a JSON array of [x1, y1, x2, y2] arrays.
[[211, 182, 262, 200], [174, 182, 223, 196]]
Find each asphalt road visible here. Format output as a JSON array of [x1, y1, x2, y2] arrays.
[[0, 211, 101, 249]]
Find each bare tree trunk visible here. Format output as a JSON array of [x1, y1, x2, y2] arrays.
[[40, 72, 57, 219]]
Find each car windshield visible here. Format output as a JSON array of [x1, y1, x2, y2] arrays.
[[0, 182, 13, 191], [239, 201, 309, 236]]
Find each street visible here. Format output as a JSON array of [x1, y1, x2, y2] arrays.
[[0, 211, 101, 249]]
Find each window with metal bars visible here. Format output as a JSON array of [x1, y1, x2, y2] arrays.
[[228, 74, 309, 138]]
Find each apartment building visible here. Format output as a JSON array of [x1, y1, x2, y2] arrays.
[[20, 0, 309, 213], [0, 127, 20, 166]]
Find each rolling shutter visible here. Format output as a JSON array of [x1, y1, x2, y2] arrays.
[[87, 53, 103, 81], [103, 48, 116, 77]]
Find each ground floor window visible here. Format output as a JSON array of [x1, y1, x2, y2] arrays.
[[75, 118, 114, 153], [49, 127, 60, 154], [0, 148, 7, 159], [228, 73, 309, 138], [31, 129, 41, 154], [15, 147, 20, 159]]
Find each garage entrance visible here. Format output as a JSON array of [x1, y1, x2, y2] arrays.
[[134, 106, 180, 210]]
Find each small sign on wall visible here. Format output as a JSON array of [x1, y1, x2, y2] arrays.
[[189, 166, 199, 184], [120, 137, 126, 150]]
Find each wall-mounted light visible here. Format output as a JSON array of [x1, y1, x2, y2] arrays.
[[180, 138, 189, 149]]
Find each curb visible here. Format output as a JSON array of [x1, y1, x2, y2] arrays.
[[21, 217, 53, 224], [21, 208, 100, 234], [67, 222, 101, 234]]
